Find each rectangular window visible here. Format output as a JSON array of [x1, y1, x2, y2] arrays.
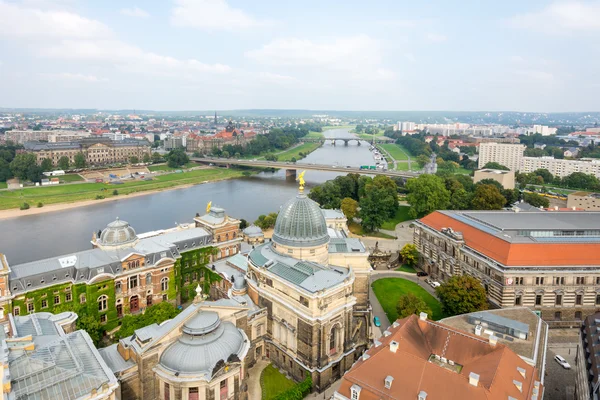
[[575, 311, 583, 320], [515, 295, 522, 306], [41, 299, 47, 308], [596, 277, 600, 285], [54, 295, 60, 305], [65, 292, 72, 302], [555, 294, 562, 306], [189, 388, 199, 400], [100, 314, 107, 323], [596, 294, 600, 305], [129, 275, 138, 289], [555, 311, 562, 320], [535, 295, 542, 306], [13, 307, 20, 316], [164, 382, 170, 400], [576, 295, 583, 305], [576, 277, 585, 285]]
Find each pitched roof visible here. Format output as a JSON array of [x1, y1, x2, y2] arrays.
[[336, 315, 542, 400]]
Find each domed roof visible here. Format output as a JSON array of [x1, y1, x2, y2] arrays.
[[243, 225, 263, 237], [233, 274, 246, 290], [99, 218, 137, 246], [159, 311, 245, 376], [272, 193, 329, 248]]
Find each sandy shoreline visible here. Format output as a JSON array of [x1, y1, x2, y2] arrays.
[[0, 177, 235, 221]]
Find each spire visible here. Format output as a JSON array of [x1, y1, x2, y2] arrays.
[[214, 111, 217, 126]]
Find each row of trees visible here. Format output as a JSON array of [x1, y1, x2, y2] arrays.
[[308, 173, 400, 232], [516, 168, 600, 191]]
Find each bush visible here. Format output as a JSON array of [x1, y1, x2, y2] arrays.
[[37, 202, 43, 208], [272, 372, 312, 400], [20, 202, 30, 210], [95, 195, 105, 200], [112, 190, 119, 196]]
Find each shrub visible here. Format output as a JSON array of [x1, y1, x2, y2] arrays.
[[95, 195, 105, 200], [20, 202, 30, 210], [112, 190, 119, 196], [37, 202, 43, 208]]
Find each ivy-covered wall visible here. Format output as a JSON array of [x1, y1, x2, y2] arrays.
[[174, 246, 222, 303]]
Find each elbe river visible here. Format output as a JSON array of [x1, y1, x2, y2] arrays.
[[1, 128, 384, 265]]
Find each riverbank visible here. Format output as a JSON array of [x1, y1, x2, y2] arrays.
[[0, 167, 249, 219]]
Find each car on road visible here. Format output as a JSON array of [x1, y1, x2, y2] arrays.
[[554, 355, 571, 369], [424, 278, 432, 285], [417, 271, 428, 277], [429, 281, 441, 288], [373, 316, 381, 327]]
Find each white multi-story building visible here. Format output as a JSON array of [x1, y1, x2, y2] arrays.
[[399, 121, 416, 132], [478, 142, 526, 171], [102, 132, 129, 141], [530, 125, 557, 136], [521, 156, 600, 178]]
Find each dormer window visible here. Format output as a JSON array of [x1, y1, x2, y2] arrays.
[[384, 376, 394, 389], [350, 384, 361, 400]]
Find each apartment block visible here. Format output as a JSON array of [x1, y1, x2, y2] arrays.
[[567, 192, 600, 211], [521, 156, 600, 179], [478, 142, 526, 171]]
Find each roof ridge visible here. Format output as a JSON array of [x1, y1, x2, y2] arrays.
[[479, 345, 508, 392]]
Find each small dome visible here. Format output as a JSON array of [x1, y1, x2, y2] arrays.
[[233, 274, 246, 290], [243, 225, 263, 237], [159, 311, 245, 376], [99, 218, 137, 246], [272, 193, 329, 248]]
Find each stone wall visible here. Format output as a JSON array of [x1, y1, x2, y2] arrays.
[[140, 353, 159, 400]]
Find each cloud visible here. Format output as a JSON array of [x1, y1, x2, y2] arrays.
[[120, 7, 149, 18], [511, 1, 600, 33], [0, 1, 112, 39], [426, 33, 447, 42], [170, 0, 263, 30], [40, 72, 108, 82], [514, 69, 554, 81]]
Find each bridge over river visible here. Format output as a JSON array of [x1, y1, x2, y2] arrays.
[[300, 137, 390, 145], [190, 157, 421, 178]]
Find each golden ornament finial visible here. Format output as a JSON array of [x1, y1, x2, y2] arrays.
[[297, 170, 306, 193], [206, 201, 212, 213]]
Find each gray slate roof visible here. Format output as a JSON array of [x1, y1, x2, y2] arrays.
[[243, 225, 263, 237], [272, 193, 329, 248]]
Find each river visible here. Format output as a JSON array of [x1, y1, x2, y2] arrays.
[[1, 128, 383, 265]]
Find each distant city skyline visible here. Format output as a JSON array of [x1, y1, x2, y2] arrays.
[[0, 0, 599, 112]]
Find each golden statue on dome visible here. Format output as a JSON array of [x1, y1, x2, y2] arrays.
[[297, 171, 306, 193], [206, 201, 212, 213]]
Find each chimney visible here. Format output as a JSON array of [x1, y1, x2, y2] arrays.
[[517, 366, 526, 379], [469, 372, 480, 387], [489, 335, 498, 346], [419, 312, 428, 321], [418, 391, 428, 400], [383, 330, 391, 337], [390, 340, 399, 353], [513, 380, 523, 392], [384, 376, 394, 389]]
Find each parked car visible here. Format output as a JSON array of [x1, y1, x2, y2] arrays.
[[373, 316, 381, 327], [429, 281, 441, 288], [424, 278, 432, 285], [554, 355, 571, 369], [417, 271, 428, 277]]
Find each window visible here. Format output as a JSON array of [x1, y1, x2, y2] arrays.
[[27, 303, 34, 313], [13, 306, 20, 316], [189, 387, 199, 400], [535, 295, 542, 306], [288, 249, 293, 254], [161, 277, 169, 292], [554, 311, 562, 320], [555, 294, 562, 306], [596, 277, 600, 285], [129, 275, 138, 289], [310, 249, 315, 254], [351, 385, 361, 400], [515, 277, 524, 285], [98, 295, 108, 311], [555, 277, 565, 285], [515, 295, 522, 306], [576, 295, 583, 305], [596, 294, 600, 305], [54, 295, 60, 305], [162, 294, 168, 301], [535, 277, 544, 285], [100, 314, 107, 324], [164, 382, 170, 400], [576, 277, 585, 285], [146, 273, 152, 285], [330, 327, 337, 354], [115, 281, 122, 293], [65, 292, 72, 302], [575, 311, 583, 320], [80, 294, 86, 304]]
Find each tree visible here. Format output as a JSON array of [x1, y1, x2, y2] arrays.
[[482, 162, 509, 171], [129, 156, 139, 164], [471, 184, 506, 210], [406, 174, 450, 218], [115, 302, 180, 340], [533, 168, 553, 184], [74, 152, 86, 168], [77, 313, 102, 346], [400, 243, 419, 266], [449, 188, 472, 210], [221, 150, 230, 159], [142, 153, 151, 163], [396, 293, 432, 319], [340, 197, 359, 221], [57, 156, 70, 171], [9, 153, 38, 180], [166, 149, 189, 168], [436, 275, 488, 316], [255, 213, 278, 230], [523, 192, 549, 208], [152, 152, 163, 163], [359, 186, 387, 232], [239, 219, 248, 230], [40, 158, 53, 172]]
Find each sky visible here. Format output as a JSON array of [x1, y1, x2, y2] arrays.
[[0, 0, 599, 112]]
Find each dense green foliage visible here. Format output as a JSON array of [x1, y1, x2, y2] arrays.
[[471, 184, 506, 210], [396, 293, 432, 319], [255, 213, 278, 230], [115, 302, 181, 339], [523, 192, 550, 208], [482, 162, 509, 171], [400, 243, 419, 266], [308, 173, 399, 232], [340, 197, 358, 220], [9, 153, 42, 182], [166, 148, 190, 168], [436, 275, 488, 317], [406, 175, 450, 218], [74, 152, 86, 168], [261, 365, 312, 400]]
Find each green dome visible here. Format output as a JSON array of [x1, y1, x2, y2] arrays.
[[272, 193, 329, 248]]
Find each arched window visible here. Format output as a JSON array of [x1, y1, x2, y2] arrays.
[[115, 281, 122, 293], [146, 273, 152, 285], [225, 248, 230, 257], [161, 277, 169, 292], [217, 235, 221, 242], [98, 295, 108, 311], [226, 233, 229, 240]]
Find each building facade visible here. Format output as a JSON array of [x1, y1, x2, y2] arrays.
[[477, 142, 526, 171], [473, 168, 515, 189], [414, 210, 600, 325], [24, 137, 151, 166], [521, 156, 600, 179], [568, 192, 600, 211], [5, 130, 90, 144], [576, 312, 600, 400]]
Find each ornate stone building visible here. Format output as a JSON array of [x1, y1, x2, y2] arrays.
[[246, 190, 371, 391]]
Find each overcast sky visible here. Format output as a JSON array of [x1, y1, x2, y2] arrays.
[[0, 0, 599, 112]]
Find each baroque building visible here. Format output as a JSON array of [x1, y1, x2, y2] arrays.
[[414, 210, 600, 325], [246, 188, 371, 390]]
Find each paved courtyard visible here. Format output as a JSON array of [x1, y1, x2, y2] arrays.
[[544, 346, 577, 400]]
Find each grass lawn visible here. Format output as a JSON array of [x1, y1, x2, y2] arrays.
[[323, 125, 355, 131], [348, 221, 396, 239], [305, 131, 324, 139], [276, 142, 321, 162], [0, 182, 6, 189], [147, 162, 195, 172], [59, 174, 84, 182], [381, 206, 411, 230], [395, 264, 417, 273], [395, 161, 410, 171], [455, 167, 472, 175], [261, 364, 296, 400], [379, 144, 409, 161], [0, 167, 247, 210], [371, 278, 445, 321]]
